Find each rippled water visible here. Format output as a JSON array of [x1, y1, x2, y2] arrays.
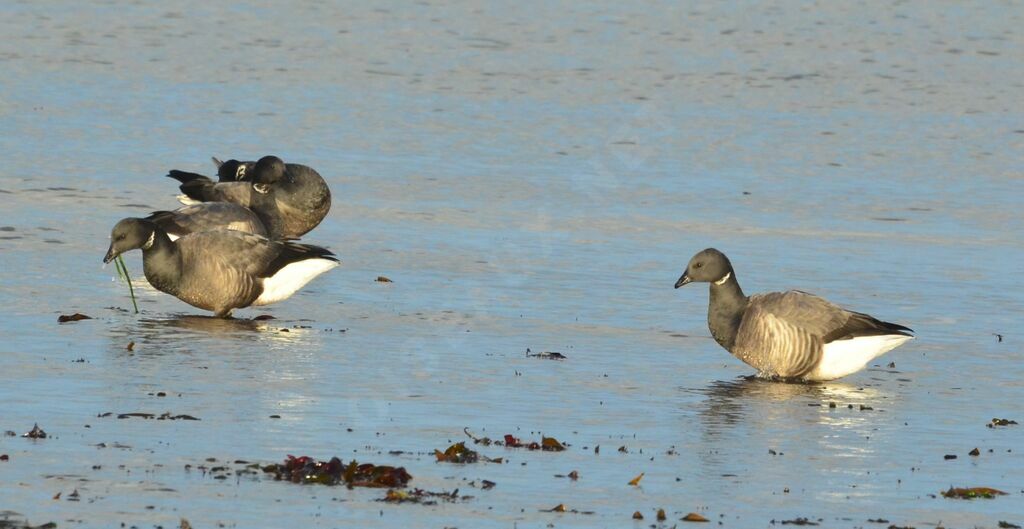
[[1, 2, 1022, 528]]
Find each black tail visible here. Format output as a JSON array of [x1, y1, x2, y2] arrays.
[[262, 241, 339, 277], [166, 170, 216, 201]]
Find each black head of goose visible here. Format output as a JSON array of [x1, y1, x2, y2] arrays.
[[167, 155, 331, 238], [674, 248, 913, 381], [214, 158, 247, 182], [103, 217, 339, 318]]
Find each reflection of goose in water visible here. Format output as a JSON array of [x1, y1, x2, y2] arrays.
[[106, 314, 314, 355], [690, 376, 887, 430], [683, 376, 892, 472]]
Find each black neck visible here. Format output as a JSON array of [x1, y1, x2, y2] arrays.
[[707, 271, 748, 349], [141, 227, 181, 294]]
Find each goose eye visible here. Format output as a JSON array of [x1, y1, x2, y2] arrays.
[[695, 262, 703, 269]]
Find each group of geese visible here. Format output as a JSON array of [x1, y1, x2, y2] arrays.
[[104, 155, 338, 318], [104, 158, 914, 382]]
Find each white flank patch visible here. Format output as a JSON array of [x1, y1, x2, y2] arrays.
[[176, 194, 201, 206], [167, 233, 180, 242], [806, 334, 914, 381], [253, 258, 339, 306]]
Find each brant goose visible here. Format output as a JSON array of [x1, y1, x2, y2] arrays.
[[674, 248, 913, 381], [104, 217, 338, 317], [167, 155, 331, 238]]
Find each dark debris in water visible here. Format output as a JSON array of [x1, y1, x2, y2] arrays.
[[999, 521, 1022, 529], [375, 276, 393, 283], [503, 434, 566, 451], [262, 455, 412, 488], [542, 503, 593, 515], [434, 441, 501, 463], [462, 428, 567, 450], [22, 424, 47, 439], [526, 348, 566, 360], [941, 486, 1007, 499], [988, 418, 1018, 427], [774, 518, 821, 526], [99, 412, 199, 421], [378, 488, 470, 505], [58, 312, 91, 323], [682, 512, 710, 522]]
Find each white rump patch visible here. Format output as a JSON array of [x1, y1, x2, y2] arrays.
[[806, 334, 913, 381], [176, 194, 201, 206], [253, 258, 339, 306]]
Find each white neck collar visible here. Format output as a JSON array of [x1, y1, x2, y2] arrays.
[[714, 272, 731, 286], [141, 231, 155, 250]]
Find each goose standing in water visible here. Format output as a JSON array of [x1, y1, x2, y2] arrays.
[[104, 218, 338, 317], [674, 248, 913, 381]]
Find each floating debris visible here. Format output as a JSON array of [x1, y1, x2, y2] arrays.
[[526, 348, 567, 360], [998, 521, 1021, 529], [22, 424, 47, 439], [988, 418, 1018, 428], [632, 511, 644, 520], [375, 276, 393, 283], [941, 486, 1007, 499], [779, 518, 820, 526], [503, 434, 566, 451], [657, 508, 667, 521], [969, 447, 980, 456], [682, 512, 709, 522], [554, 470, 579, 480], [252, 314, 276, 321], [379, 488, 469, 505], [944, 454, 957, 460], [867, 519, 889, 524], [434, 442, 501, 463], [628, 472, 644, 486], [262, 455, 412, 488], [103, 412, 199, 421], [57, 313, 91, 323]]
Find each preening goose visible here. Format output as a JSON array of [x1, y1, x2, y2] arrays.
[[674, 248, 913, 381], [166, 155, 331, 238]]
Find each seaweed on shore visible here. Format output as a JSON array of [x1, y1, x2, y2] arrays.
[[262, 455, 412, 488]]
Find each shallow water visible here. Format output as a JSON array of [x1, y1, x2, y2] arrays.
[[1, 1, 1023, 528]]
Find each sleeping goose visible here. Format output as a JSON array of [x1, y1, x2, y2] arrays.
[[103, 217, 338, 317], [674, 248, 913, 381], [167, 155, 331, 238]]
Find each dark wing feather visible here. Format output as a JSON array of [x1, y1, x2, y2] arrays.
[[822, 311, 913, 342], [260, 242, 338, 278], [147, 203, 266, 238]]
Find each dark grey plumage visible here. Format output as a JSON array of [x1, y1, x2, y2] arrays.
[[146, 202, 267, 240], [104, 218, 339, 317], [166, 155, 331, 239], [674, 248, 913, 381]]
